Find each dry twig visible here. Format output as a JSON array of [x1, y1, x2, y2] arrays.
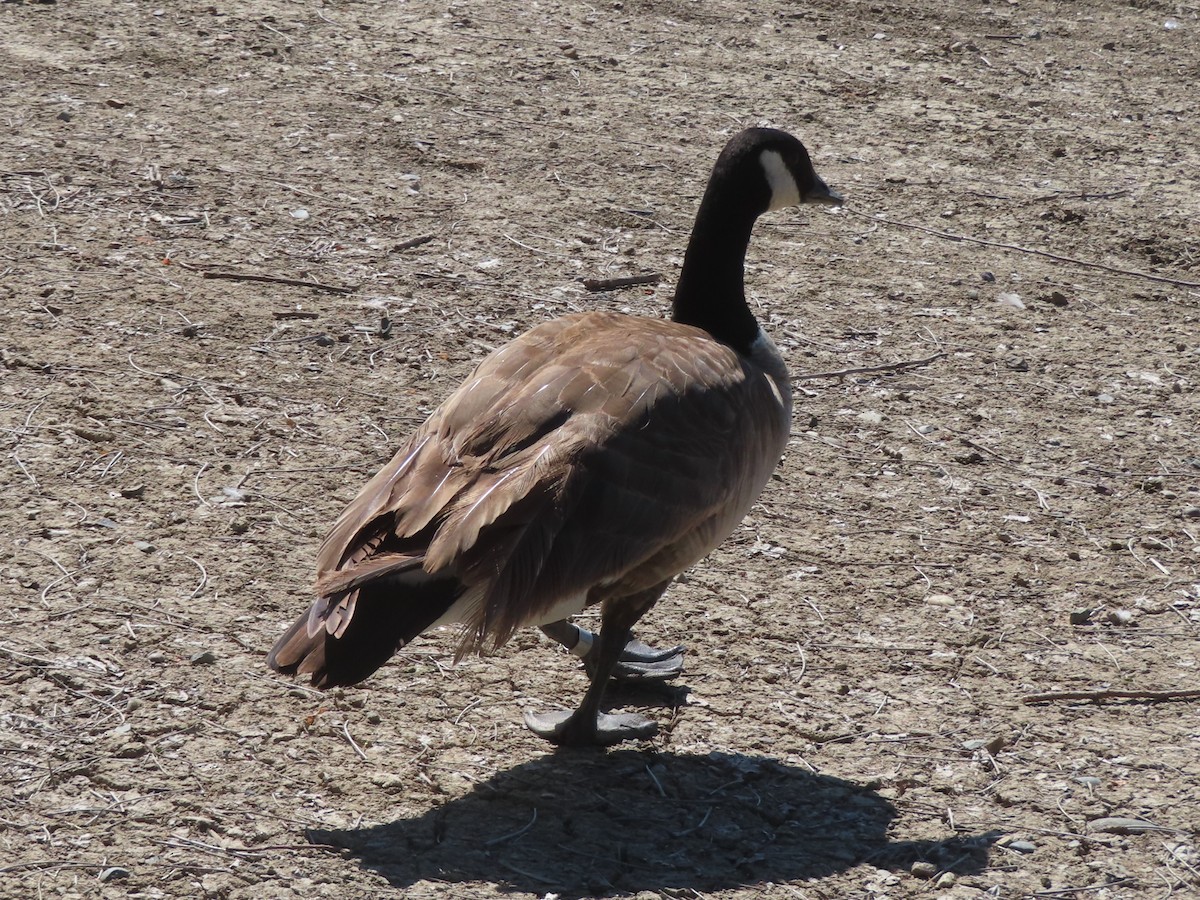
[[395, 233, 435, 251], [199, 270, 356, 294], [793, 351, 947, 381], [1022, 688, 1200, 705], [850, 209, 1200, 290], [581, 273, 662, 292], [484, 808, 538, 847]]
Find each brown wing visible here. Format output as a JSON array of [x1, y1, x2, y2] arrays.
[[313, 310, 791, 654]]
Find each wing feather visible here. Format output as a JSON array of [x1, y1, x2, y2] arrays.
[[311, 311, 791, 653]]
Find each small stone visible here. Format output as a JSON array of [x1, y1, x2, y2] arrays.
[[1106, 609, 1134, 626], [105, 98, 127, 109], [99, 867, 131, 882], [1182, 506, 1200, 519], [1097, 393, 1115, 404], [1069, 608, 1095, 625], [936, 872, 958, 887], [369, 772, 405, 789], [925, 593, 955, 607], [190, 650, 217, 665], [1008, 840, 1036, 854], [996, 292, 1024, 309], [133, 540, 156, 554], [910, 860, 937, 879], [119, 485, 146, 499], [147, 651, 167, 664]]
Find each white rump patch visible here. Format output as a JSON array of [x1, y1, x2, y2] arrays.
[[760, 150, 801, 211]]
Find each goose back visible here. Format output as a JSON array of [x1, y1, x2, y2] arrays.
[[308, 310, 791, 660]]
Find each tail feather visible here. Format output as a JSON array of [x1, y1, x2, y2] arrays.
[[268, 574, 461, 688]]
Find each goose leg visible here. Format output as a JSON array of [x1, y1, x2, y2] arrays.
[[526, 583, 670, 746], [539, 620, 684, 682]]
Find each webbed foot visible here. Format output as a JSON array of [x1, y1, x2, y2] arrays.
[[588, 635, 684, 682], [523, 709, 659, 746]]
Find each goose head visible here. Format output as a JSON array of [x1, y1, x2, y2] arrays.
[[707, 127, 843, 216], [673, 128, 841, 352]]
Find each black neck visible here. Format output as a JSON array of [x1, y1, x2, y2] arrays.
[[670, 174, 767, 354]]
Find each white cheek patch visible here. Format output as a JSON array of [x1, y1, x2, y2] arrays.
[[760, 149, 801, 211]]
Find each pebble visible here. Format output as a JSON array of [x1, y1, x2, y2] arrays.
[[133, 540, 156, 554], [1106, 609, 1134, 626], [190, 650, 218, 665], [1182, 506, 1200, 519], [910, 860, 937, 879], [99, 867, 131, 882], [1008, 840, 1036, 854]]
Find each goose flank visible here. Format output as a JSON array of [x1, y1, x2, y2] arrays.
[[267, 127, 841, 745]]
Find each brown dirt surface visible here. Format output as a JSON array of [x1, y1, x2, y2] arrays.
[[2, 1, 1199, 897]]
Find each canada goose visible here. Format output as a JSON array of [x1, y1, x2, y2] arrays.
[[267, 127, 841, 746]]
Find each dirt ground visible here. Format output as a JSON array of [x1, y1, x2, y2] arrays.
[[2, 0, 1198, 897]]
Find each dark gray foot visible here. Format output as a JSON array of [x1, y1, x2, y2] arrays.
[[523, 709, 659, 746], [589, 636, 685, 683], [540, 621, 684, 683]]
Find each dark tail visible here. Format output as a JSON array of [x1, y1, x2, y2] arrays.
[[267, 577, 461, 688]]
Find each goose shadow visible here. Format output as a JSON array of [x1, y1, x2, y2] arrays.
[[310, 749, 1000, 896]]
